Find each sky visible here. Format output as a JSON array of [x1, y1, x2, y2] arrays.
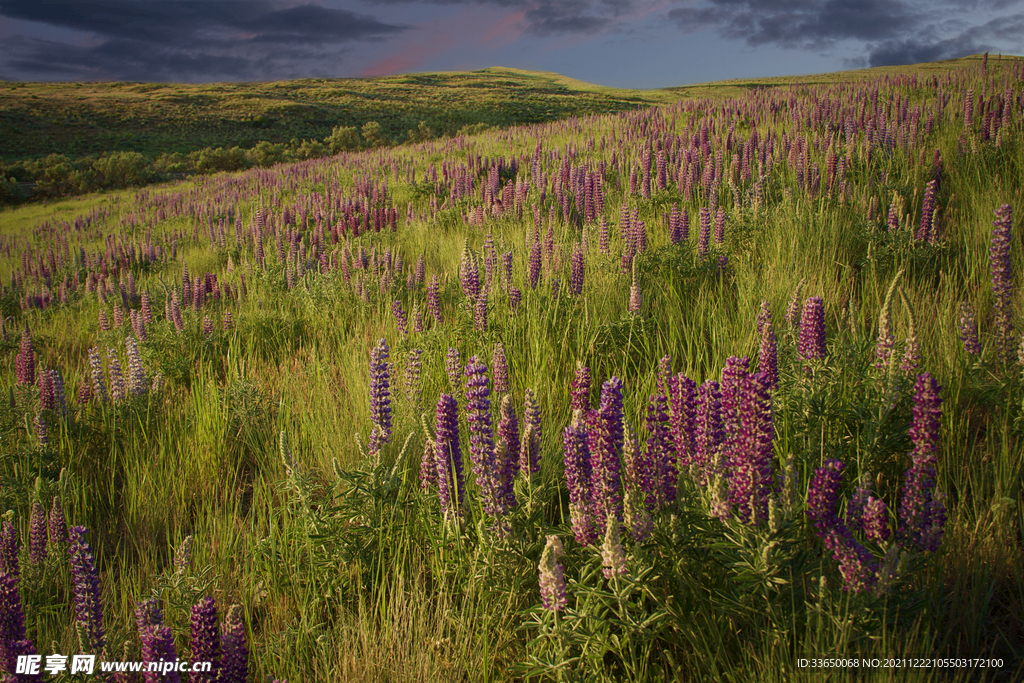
[[0, 0, 1022, 89]]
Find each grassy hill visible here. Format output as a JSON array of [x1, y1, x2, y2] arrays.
[[0, 54, 1022, 682]]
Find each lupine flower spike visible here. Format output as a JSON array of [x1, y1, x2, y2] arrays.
[[190, 597, 220, 683], [798, 297, 826, 361], [367, 338, 392, 458], [434, 394, 465, 521], [990, 204, 1014, 363], [68, 526, 106, 654], [219, 605, 248, 683], [898, 373, 946, 553], [538, 535, 567, 611]]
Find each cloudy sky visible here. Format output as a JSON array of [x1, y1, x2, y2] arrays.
[[0, 0, 1022, 88]]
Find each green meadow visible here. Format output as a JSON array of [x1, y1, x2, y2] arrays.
[[0, 54, 1021, 682]]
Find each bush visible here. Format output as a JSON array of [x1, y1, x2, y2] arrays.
[[92, 151, 153, 189], [191, 146, 249, 174], [325, 125, 360, 153]]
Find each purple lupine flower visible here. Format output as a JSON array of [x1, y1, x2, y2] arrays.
[[693, 380, 723, 484], [15, 328, 34, 387], [427, 276, 444, 324], [113, 302, 124, 329], [49, 497, 67, 549], [990, 204, 1015, 363], [28, 501, 47, 565], [87, 347, 107, 402], [667, 373, 697, 469], [491, 344, 509, 395], [190, 597, 220, 683], [68, 526, 105, 654], [0, 571, 29, 675], [784, 280, 804, 328], [570, 362, 591, 412], [668, 204, 682, 245], [135, 598, 163, 636], [899, 373, 946, 553], [756, 300, 772, 336], [170, 291, 184, 332], [445, 347, 462, 394], [49, 368, 67, 416], [958, 301, 981, 356], [125, 336, 147, 397], [107, 348, 126, 403], [592, 377, 625, 535], [367, 338, 392, 458], [714, 207, 726, 244], [845, 478, 870, 533], [39, 368, 55, 411], [528, 240, 542, 290], [622, 415, 654, 507], [496, 395, 520, 508], [916, 180, 937, 243], [141, 289, 153, 324], [223, 311, 233, 331], [759, 316, 778, 390], [645, 393, 675, 507], [863, 496, 890, 543], [509, 285, 522, 311], [598, 216, 610, 254], [459, 243, 480, 301], [807, 460, 879, 593], [474, 294, 488, 333], [519, 388, 542, 476], [563, 421, 596, 545], [569, 242, 585, 296], [798, 297, 826, 360], [538, 535, 567, 611], [202, 314, 214, 336], [219, 606, 247, 683], [434, 394, 465, 520], [141, 623, 179, 683], [0, 523, 19, 584], [415, 254, 426, 286], [807, 460, 845, 534], [722, 359, 774, 524], [392, 300, 408, 336], [719, 356, 748, 449], [697, 207, 711, 257]]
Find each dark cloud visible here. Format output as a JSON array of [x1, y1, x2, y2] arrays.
[[361, 0, 630, 36], [524, 0, 612, 35], [668, 0, 919, 49], [0, 1, 409, 81], [667, 0, 1024, 66], [867, 13, 1024, 65]]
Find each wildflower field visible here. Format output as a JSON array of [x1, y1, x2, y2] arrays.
[[0, 54, 1022, 682]]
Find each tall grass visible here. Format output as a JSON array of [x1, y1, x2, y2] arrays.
[[0, 55, 1021, 682]]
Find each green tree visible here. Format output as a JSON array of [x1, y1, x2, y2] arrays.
[[361, 121, 385, 147], [192, 146, 249, 174], [251, 140, 287, 168], [325, 125, 360, 153], [92, 151, 152, 188]]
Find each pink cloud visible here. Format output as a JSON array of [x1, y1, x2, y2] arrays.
[[481, 10, 526, 48], [359, 6, 525, 77]]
